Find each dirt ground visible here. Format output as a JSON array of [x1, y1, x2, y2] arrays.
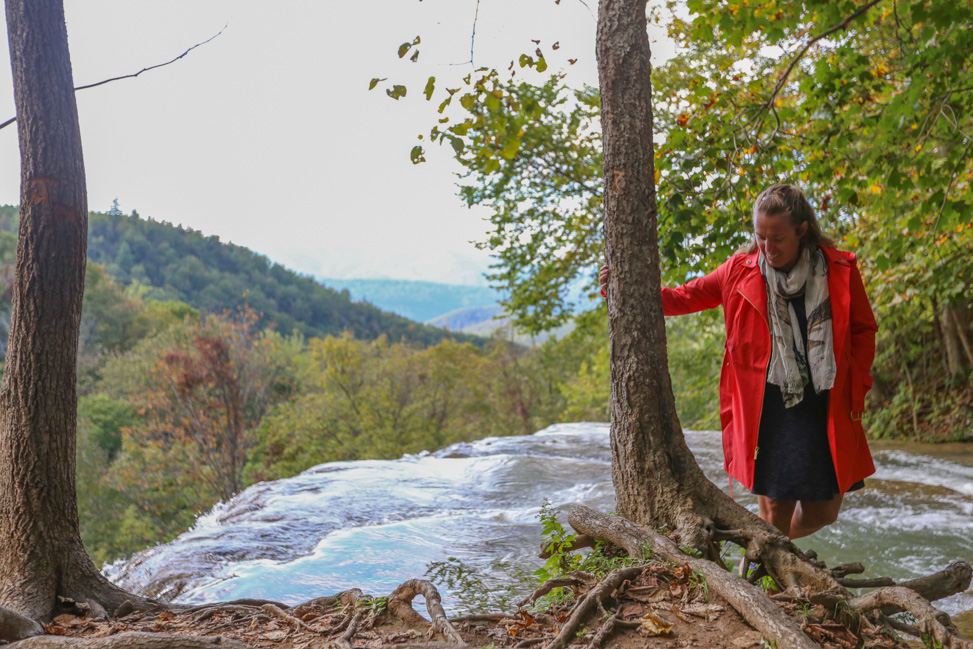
[[45, 559, 925, 649]]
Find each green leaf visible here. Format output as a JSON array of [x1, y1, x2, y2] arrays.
[[424, 76, 436, 101], [410, 145, 426, 164], [368, 77, 385, 91], [386, 85, 407, 100], [398, 42, 412, 59]]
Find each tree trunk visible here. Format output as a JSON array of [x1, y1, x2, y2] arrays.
[[940, 302, 963, 376], [597, 0, 766, 548], [0, 0, 139, 621]]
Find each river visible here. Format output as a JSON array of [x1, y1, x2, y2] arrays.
[[106, 423, 973, 626]]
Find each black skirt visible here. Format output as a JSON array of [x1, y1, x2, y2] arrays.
[[751, 296, 864, 501]]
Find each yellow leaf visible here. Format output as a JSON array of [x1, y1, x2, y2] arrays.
[[640, 611, 674, 636], [868, 183, 883, 195], [654, 167, 661, 184]]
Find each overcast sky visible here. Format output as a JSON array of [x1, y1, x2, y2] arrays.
[[0, 1, 671, 286]]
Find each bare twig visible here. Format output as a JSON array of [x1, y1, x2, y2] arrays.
[[837, 577, 896, 588], [0, 28, 224, 132]]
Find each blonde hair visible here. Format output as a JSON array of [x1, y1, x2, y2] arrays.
[[741, 184, 835, 254]]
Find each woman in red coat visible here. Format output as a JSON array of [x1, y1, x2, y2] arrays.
[[601, 184, 878, 540]]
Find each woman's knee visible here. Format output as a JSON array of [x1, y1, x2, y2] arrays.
[[792, 496, 843, 536]]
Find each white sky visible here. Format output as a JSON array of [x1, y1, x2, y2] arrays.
[[0, 1, 672, 286]]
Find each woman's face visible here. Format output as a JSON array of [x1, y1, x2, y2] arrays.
[[754, 211, 808, 272]]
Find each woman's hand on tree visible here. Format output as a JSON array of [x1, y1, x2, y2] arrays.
[[599, 265, 609, 298]]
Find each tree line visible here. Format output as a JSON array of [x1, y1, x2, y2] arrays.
[[0, 205, 479, 347]]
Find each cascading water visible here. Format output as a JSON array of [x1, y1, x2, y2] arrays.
[[105, 423, 973, 617]]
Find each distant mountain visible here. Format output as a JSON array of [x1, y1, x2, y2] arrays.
[[428, 304, 575, 345], [0, 206, 480, 347], [427, 304, 506, 333], [317, 278, 503, 323]]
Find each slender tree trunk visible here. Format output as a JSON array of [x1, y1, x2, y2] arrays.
[[597, 0, 738, 542], [0, 0, 136, 621], [596, 0, 792, 553], [940, 302, 962, 376]]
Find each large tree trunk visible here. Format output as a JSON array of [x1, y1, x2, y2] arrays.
[[0, 0, 136, 621]]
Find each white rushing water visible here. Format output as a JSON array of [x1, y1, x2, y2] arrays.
[[106, 423, 973, 615]]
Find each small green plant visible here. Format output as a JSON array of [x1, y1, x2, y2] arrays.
[[688, 568, 709, 600], [920, 634, 944, 649], [535, 499, 579, 583], [425, 557, 526, 614], [679, 544, 703, 558], [760, 638, 777, 649], [364, 596, 388, 612]]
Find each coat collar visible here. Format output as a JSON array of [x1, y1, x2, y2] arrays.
[[738, 247, 854, 359]]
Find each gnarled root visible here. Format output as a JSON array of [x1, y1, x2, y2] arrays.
[[9, 632, 248, 648], [568, 505, 821, 649], [543, 565, 644, 649], [1, 605, 45, 642], [849, 587, 973, 649], [387, 580, 465, 645]]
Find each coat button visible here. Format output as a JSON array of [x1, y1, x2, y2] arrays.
[[746, 259, 752, 264]]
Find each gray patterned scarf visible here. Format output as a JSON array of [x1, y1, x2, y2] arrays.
[[759, 247, 836, 408]]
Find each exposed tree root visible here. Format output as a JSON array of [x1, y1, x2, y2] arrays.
[[9, 632, 247, 648], [336, 609, 366, 649], [850, 588, 973, 649], [387, 579, 465, 645], [568, 505, 822, 649], [1, 606, 45, 641], [568, 504, 973, 649], [543, 566, 644, 649]]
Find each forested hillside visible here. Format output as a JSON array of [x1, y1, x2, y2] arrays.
[[0, 205, 474, 347]]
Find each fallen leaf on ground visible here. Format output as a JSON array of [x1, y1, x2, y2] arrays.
[[625, 585, 668, 603], [639, 611, 674, 636]]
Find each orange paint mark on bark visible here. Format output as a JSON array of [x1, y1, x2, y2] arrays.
[[613, 170, 626, 192], [24, 177, 56, 204]]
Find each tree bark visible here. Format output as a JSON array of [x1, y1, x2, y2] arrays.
[[0, 0, 142, 621], [596, 0, 773, 551], [940, 302, 963, 376]]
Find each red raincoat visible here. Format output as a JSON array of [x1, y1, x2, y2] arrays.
[[661, 247, 878, 494]]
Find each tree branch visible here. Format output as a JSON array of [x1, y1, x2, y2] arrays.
[[756, 0, 882, 130], [0, 28, 225, 131]]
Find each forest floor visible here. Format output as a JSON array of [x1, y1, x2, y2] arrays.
[[43, 555, 965, 649]]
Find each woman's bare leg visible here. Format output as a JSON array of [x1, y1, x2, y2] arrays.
[[788, 494, 844, 539], [757, 495, 798, 537]]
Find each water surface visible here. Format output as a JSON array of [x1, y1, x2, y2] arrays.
[[107, 424, 973, 618]]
